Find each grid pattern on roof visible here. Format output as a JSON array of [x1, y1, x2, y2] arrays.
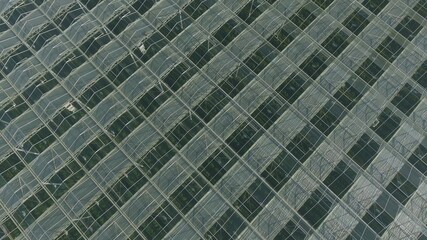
[[0, 0, 426, 239]]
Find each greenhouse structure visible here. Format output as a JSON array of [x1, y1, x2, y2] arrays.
[[0, 0, 426, 239]]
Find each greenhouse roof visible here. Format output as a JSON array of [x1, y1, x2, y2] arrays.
[[0, 0, 426, 239]]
